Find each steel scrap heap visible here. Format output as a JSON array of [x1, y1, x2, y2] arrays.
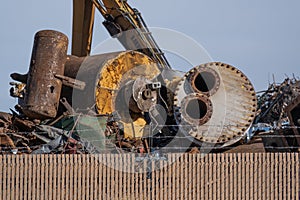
[[0, 30, 298, 154], [1, 0, 300, 154], [0, 30, 296, 154], [247, 77, 300, 152]]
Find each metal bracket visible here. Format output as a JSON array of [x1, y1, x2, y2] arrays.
[[55, 74, 86, 90]]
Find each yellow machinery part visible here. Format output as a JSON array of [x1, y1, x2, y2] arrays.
[[72, 0, 95, 56], [95, 51, 160, 138]]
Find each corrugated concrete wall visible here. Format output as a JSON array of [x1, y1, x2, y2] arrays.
[[0, 153, 299, 200]]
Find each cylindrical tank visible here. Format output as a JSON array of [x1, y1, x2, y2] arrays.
[[62, 51, 160, 139], [22, 30, 68, 119]]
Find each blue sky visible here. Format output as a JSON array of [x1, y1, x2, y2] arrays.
[[0, 0, 299, 111]]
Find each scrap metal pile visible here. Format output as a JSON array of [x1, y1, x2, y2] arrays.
[[1, 29, 298, 154], [3, 70, 300, 154], [1, 0, 299, 154], [0, 111, 119, 154], [0, 29, 259, 154], [247, 77, 300, 152]]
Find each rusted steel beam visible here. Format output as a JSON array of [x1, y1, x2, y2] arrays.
[[55, 74, 86, 90]]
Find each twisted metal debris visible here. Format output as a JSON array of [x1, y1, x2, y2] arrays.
[[246, 77, 300, 152], [1, 76, 299, 154], [1, 0, 299, 154]]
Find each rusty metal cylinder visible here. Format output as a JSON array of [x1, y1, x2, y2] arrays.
[[22, 30, 68, 119]]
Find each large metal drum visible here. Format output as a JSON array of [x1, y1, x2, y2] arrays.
[[23, 30, 68, 119]]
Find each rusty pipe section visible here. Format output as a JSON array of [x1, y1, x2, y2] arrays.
[[61, 51, 159, 114], [61, 52, 122, 112], [179, 93, 213, 126], [187, 66, 220, 96], [22, 30, 68, 119]]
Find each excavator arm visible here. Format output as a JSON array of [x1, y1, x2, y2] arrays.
[[72, 0, 170, 68], [72, 0, 95, 56]]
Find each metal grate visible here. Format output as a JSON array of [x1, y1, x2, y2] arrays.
[[0, 153, 299, 199]]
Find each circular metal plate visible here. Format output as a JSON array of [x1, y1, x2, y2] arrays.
[[174, 62, 257, 147]]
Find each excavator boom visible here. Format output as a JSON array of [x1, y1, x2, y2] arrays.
[[72, 0, 170, 68], [72, 0, 95, 57]]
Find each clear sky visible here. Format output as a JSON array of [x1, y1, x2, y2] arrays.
[[0, 0, 299, 112]]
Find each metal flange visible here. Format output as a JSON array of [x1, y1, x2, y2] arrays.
[[186, 66, 220, 96], [174, 62, 257, 147], [178, 93, 213, 126]]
